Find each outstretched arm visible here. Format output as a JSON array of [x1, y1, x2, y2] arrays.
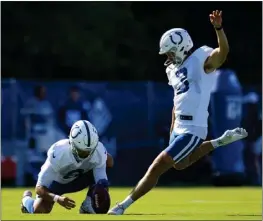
[[204, 10, 229, 73]]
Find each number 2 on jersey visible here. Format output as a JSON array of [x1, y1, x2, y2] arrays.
[[175, 67, 189, 95]]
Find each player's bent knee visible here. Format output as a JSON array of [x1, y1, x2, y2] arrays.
[[161, 151, 175, 164], [152, 151, 174, 165], [147, 151, 174, 176], [33, 198, 54, 214]]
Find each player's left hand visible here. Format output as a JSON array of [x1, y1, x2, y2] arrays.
[[57, 196, 76, 210], [209, 10, 222, 28]]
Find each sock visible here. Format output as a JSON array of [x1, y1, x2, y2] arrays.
[[210, 136, 225, 148], [211, 138, 224, 148], [120, 195, 134, 209], [22, 196, 35, 213]]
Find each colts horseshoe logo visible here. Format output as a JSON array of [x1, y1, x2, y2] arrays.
[[70, 125, 82, 139], [169, 32, 183, 45]]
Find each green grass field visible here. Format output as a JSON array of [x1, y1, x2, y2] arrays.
[[2, 187, 262, 220]]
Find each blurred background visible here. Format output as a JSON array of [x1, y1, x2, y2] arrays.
[[1, 1, 262, 188]]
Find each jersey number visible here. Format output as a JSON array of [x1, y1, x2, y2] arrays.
[[175, 67, 189, 95], [63, 169, 84, 179]]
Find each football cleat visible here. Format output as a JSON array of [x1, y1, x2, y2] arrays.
[[219, 127, 248, 146], [107, 203, 125, 215], [79, 197, 96, 214]]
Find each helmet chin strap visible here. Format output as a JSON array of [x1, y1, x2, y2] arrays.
[[164, 56, 182, 67], [71, 145, 82, 163], [164, 47, 183, 67], [164, 59, 173, 66]]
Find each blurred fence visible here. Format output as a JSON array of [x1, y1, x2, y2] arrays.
[[2, 79, 172, 149], [1, 73, 262, 186]]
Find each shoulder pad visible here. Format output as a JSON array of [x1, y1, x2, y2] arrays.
[[90, 142, 107, 168], [191, 45, 214, 66], [47, 139, 71, 172], [200, 45, 214, 54]]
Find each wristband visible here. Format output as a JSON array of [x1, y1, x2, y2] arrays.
[[97, 179, 109, 188], [215, 26, 223, 31], [53, 195, 60, 202]]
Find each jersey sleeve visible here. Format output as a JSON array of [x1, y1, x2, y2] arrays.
[[93, 163, 108, 183], [195, 45, 214, 67], [36, 160, 57, 188], [46, 143, 61, 172], [95, 142, 107, 168], [92, 142, 108, 183]]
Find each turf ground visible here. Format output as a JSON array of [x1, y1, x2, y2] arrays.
[[1, 187, 262, 220]]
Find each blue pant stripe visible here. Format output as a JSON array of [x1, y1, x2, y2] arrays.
[[172, 135, 197, 161], [165, 132, 204, 163], [174, 137, 201, 163]]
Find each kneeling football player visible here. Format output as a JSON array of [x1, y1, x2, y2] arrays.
[[21, 120, 112, 214]]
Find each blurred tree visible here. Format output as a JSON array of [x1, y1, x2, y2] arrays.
[[1, 1, 262, 83], [1, 2, 151, 80]]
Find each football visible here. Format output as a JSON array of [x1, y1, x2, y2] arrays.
[[90, 184, 111, 214]]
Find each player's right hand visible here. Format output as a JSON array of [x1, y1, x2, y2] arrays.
[[57, 196, 76, 210], [209, 10, 222, 28]]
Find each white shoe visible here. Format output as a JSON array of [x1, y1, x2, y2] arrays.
[[21, 190, 32, 213], [107, 203, 125, 215], [219, 127, 248, 146], [79, 197, 96, 214]]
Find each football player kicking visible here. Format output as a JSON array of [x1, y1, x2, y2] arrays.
[[21, 120, 113, 214], [108, 10, 248, 215]]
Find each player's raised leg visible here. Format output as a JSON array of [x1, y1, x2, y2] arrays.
[[175, 128, 248, 170], [107, 127, 248, 215]]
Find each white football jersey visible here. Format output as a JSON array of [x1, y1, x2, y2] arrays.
[[36, 139, 107, 187], [166, 46, 217, 128]]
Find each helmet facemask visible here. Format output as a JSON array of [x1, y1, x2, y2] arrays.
[[164, 47, 190, 67], [70, 140, 98, 163], [164, 48, 179, 67]]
